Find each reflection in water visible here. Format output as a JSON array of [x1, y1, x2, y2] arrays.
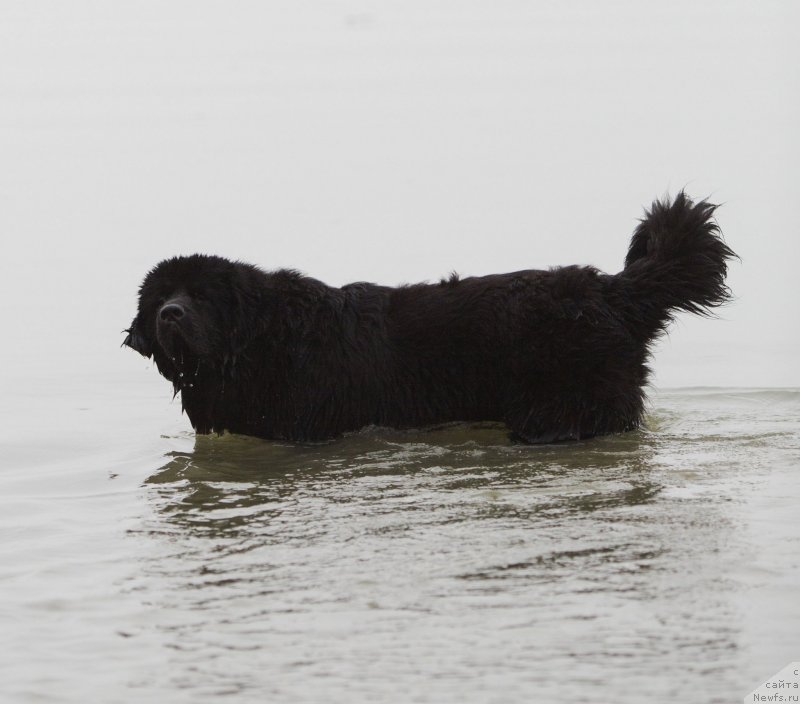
[[128, 393, 800, 702], [146, 423, 658, 538]]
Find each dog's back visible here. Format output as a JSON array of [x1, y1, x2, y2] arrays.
[[386, 192, 735, 443]]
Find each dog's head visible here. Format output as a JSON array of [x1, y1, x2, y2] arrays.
[[123, 254, 268, 387]]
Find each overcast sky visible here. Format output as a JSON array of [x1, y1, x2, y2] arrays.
[[0, 0, 797, 389]]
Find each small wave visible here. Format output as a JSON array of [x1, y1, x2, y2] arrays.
[[653, 387, 800, 403]]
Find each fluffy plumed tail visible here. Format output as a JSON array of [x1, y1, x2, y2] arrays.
[[620, 191, 736, 336]]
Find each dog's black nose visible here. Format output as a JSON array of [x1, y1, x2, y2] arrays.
[[159, 302, 185, 322]]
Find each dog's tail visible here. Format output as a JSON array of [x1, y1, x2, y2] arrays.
[[618, 191, 736, 337]]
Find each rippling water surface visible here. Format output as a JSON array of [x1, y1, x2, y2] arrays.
[[1, 382, 798, 703]]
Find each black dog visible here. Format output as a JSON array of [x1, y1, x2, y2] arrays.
[[124, 192, 735, 443]]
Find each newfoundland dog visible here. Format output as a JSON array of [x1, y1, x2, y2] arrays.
[[124, 192, 735, 443]]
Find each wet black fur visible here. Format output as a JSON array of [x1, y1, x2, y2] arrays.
[[124, 192, 735, 443]]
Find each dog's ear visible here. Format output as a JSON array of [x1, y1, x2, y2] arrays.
[[122, 316, 153, 358]]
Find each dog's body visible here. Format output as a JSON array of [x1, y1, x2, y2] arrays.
[[124, 193, 734, 443]]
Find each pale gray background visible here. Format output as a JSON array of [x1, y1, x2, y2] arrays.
[[1, 0, 797, 392]]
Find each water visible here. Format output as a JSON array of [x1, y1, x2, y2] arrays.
[[1, 377, 798, 703]]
